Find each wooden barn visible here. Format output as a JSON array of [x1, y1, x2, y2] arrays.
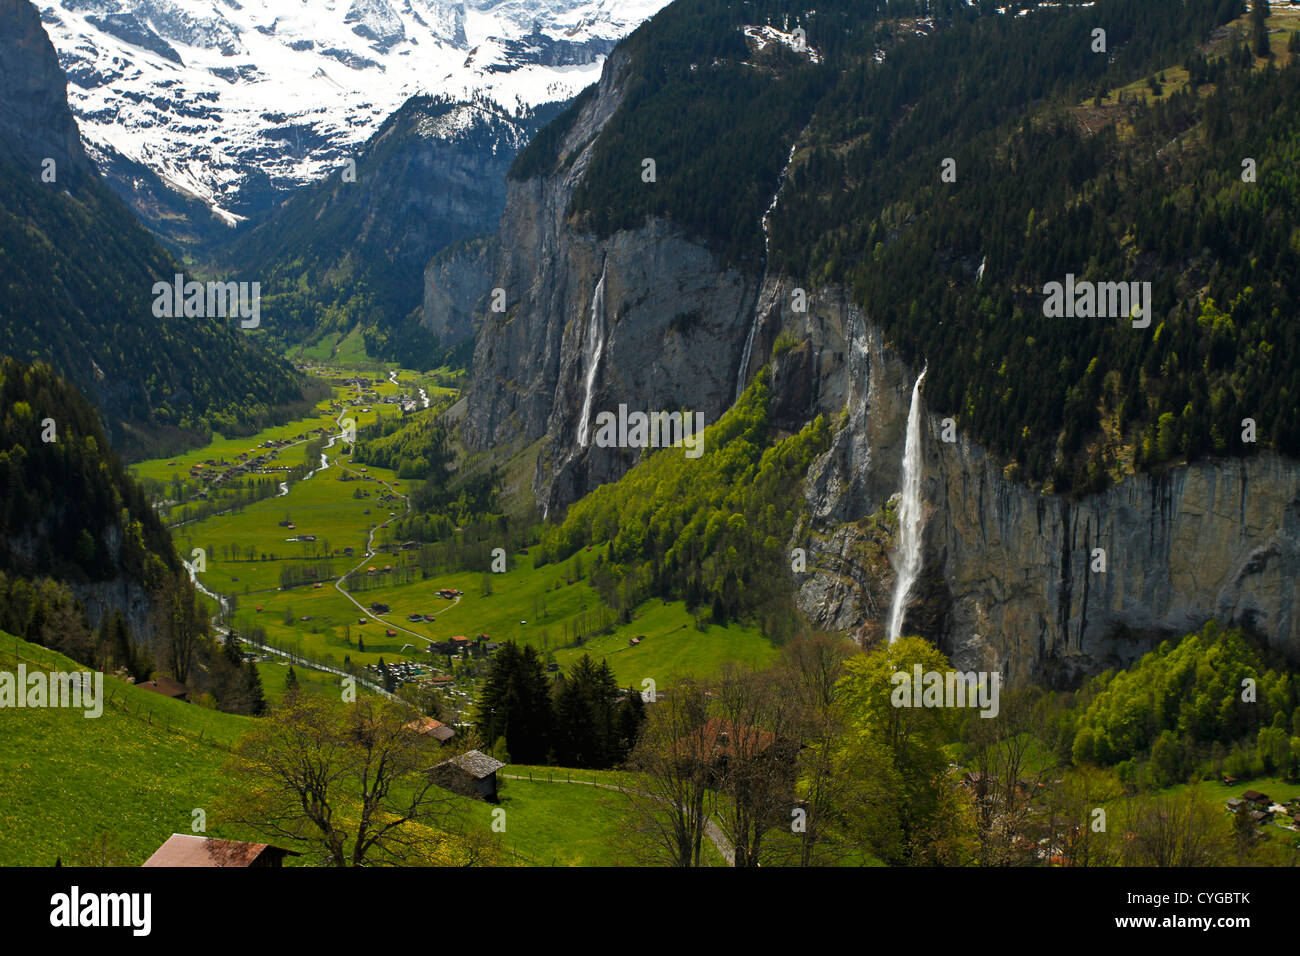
[[429, 750, 504, 802], [142, 834, 298, 868]]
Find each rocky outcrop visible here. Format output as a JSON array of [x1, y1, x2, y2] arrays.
[[422, 236, 496, 348], [926, 434, 1300, 686], [0, 0, 92, 178]]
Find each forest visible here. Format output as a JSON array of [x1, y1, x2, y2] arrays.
[[535, 371, 831, 639], [514, 0, 1297, 492], [0, 151, 304, 456]]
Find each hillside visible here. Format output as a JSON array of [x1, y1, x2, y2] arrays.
[[0, 0, 306, 457], [0, 632, 251, 866], [437, 0, 1300, 682], [499, 0, 1290, 494], [0, 358, 177, 587]]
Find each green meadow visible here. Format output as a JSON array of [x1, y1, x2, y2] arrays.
[[0, 633, 251, 866], [147, 372, 776, 690], [0, 631, 655, 867]]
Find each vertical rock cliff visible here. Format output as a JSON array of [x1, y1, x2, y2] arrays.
[[437, 12, 1300, 684], [459, 50, 765, 516]]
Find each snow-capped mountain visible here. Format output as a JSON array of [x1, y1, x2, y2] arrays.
[[37, 0, 668, 229]]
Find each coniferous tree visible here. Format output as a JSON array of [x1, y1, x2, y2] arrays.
[[245, 660, 267, 715], [618, 687, 648, 760], [477, 641, 553, 763]]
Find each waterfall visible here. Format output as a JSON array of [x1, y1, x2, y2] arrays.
[[735, 141, 799, 402], [886, 367, 927, 643], [576, 259, 608, 447]]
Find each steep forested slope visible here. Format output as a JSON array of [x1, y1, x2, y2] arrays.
[[507, 0, 1294, 493], [0, 0, 305, 457]]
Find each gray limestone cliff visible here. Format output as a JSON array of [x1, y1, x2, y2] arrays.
[[440, 47, 1300, 684], [0, 0, 93, 178], [457, 49, 763, 516], [773, 280, 1300, 685]]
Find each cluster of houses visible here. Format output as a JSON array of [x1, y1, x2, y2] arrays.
[[174, 425, 336, 494], [363, 659, 429, 686], [428, 634, 501, 658], [1225, 788, 1300, 829]]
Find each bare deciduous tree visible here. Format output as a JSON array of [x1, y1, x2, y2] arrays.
[[1116, 789, 1234, 867], [220, 695, 495, 866], [621, 678, 715, 867]]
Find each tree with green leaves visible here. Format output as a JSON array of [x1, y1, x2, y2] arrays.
[[835, 636, 975, 865], [1252, 0, 1272, 58], [552, 654, 623, 768]]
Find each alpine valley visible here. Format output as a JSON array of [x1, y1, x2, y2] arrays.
[[3, 0, 1300, 877]]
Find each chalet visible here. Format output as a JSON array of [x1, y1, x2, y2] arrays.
[[386, 629, 397, 637], [679, 718, 798, 787], [143, 833, 299, 867], [137, 677, 190, 702], [403, 716, 456, 744], [429, 750, 504, 802], [1242, 790, 1271, 805], [408, 613, 424, 622]]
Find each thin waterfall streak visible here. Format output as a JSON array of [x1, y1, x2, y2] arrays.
[[887, 366, 927, 642], [576, 259, 607, 447]]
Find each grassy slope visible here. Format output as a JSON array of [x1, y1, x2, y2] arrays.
[[0, 630, 640, 867], [0, 632, 251, 866]]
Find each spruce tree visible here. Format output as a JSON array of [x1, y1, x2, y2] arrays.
[[245, 660, 267, 715]]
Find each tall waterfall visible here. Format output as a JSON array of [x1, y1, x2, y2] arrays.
[[576, 259, 608, 447], [735, 141, 799, 402], [886, 367, 927, 643]]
